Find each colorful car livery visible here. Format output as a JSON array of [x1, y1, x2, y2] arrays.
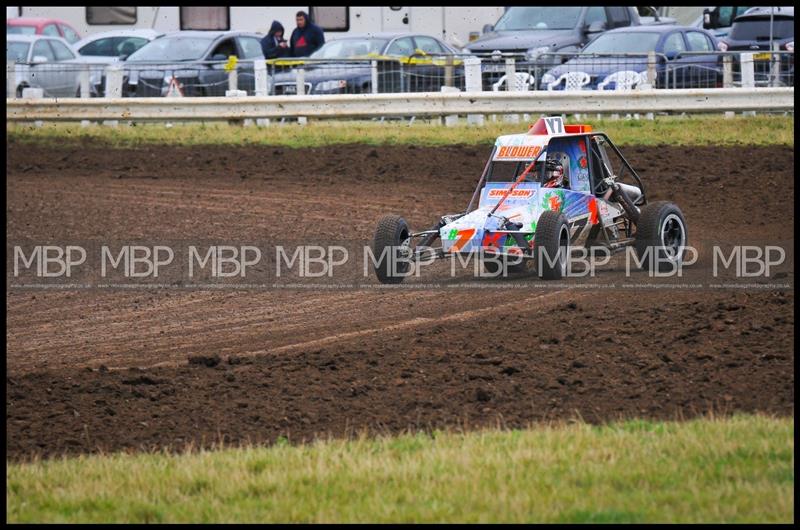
[[372, 116, 688, 282]]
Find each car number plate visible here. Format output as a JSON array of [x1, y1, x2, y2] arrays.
[[128, 70, 139, 85], [282, 85, 297, 94], [753, 52, 771, 61], [483, 63, 506, 73]]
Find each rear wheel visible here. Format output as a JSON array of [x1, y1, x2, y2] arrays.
[[634, 201, 687, 272], [534, 211, 570, 280], [373, 215, 411, 284]]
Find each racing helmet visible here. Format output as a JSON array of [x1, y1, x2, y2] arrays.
[[542, 158, 565, 188]]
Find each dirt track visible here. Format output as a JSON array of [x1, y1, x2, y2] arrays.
[[6, 142, 795, 460]]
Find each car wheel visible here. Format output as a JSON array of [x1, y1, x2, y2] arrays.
[[534, 211, 570, 280], [634, 201, 687, 272], [373, 215, 411, 284]]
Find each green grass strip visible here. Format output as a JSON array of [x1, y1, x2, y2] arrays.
[[7, 114, 794, 149], [6, 414, 794, 523]]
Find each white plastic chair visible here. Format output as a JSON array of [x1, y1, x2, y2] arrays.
[[490, 72, 535, 123], [598, 71, 642, 120], [492, 71, 535, 92], [546, 71, 591, 91], [597, 70, 641, 91]]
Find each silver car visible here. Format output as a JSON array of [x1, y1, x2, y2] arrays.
[[73, 29, 163, 62], [7, 34, 103, 97]]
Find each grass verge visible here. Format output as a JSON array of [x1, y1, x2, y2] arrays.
[[6, 114, 794, 149], [6, 414, 794, 523]]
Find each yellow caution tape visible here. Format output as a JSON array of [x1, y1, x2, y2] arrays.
[[266, 54, 462, 67]]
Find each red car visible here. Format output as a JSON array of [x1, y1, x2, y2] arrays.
[[6, 17, 82, 45]]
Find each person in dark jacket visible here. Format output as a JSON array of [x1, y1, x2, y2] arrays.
[[261, 20, 289, 59], [290, 10, 325, 57]]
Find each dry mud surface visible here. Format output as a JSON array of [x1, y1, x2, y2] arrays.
[[6, 141, 794, 460]]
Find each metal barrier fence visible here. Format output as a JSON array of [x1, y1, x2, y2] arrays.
[[6, 61, 109, 98], [7, 88, 795, 123], [265, 57, 466, 95], [5, 50, 795, 101]]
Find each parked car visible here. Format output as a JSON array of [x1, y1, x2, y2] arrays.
[[542, 25, 722, 90], [270, 33, 463, 95], [92, 31, 265, 97], [6, 34, 99, 97], [6, 17, 81, 45], [693, 6, 753, 38], [74, 29, 163, 63], [719, 6, 793, 87], [465, 6, 669, 90], [467, 6, 646, 58]]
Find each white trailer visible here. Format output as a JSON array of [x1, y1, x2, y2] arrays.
[[10, 6, 505, 48]]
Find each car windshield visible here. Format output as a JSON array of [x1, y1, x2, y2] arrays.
[[486, 160, 545, 183], [582, 32, 662, 53], [6, 24, 37, 35], [310, 38, 389, 59], [125, 36, 213, 62], [730, 17, 794, 40], [494, 7, 583, 31], [6, 41, 30, 62]]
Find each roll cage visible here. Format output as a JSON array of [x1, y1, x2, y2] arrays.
[[466, 132, 647, 215]]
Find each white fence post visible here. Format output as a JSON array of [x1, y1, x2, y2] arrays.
[[740, 53, 755, 88], [723, 55, 734, 118], [503, 57, 519, 123], [103, 65, 123, 127], [7, 60, 17, 98], [22, 87, 44, 127], [723, 55, 733, 87], [644, 51, 657, 120], [253, 60, 269, 127], [770, 43, 781, 87], [295, 68, 306, 95], [79, 65, 92, 127], [464, 56, 484, 126], [440, 86, 460, 126], [740, 52, 756, 116], [296, 68, 306, 125], [228, 67, 238, 92], [225, 89, 248, 126], [646, 51, 657, 87], [371, 60, 379, 94]]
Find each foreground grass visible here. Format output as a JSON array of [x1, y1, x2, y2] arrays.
[[6, 114, 794, 149], [6, 415, 793, 523]]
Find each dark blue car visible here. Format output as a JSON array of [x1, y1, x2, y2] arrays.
[[542, 25, 722, 90]]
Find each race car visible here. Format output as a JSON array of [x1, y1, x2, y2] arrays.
[[372, 116, 687, 283]]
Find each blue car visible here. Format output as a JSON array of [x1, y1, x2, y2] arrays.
[[542, 25, 722, 90]]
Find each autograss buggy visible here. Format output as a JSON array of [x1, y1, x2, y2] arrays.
[[373, 117, 687, 283]]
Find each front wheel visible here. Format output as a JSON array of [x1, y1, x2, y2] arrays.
[[634, 201, 687, 272], [373, 215, 411, 284], [534, 211, 570, 280]]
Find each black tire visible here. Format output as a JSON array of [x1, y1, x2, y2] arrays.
[[534, 211, 570, 280], [482, 258, 503, 275], [373, 215, 411, 284], [634, 201, 687, 272]]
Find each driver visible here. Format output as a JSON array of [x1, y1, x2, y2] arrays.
[[542, 158, 567, 188]]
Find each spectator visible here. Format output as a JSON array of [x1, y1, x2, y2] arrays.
[[290, 10, 325, 57], [261, 20, 289, 59]]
